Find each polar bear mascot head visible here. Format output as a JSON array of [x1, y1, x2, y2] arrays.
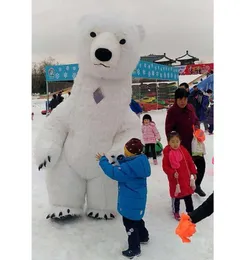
[[75, 13, 145, 81]]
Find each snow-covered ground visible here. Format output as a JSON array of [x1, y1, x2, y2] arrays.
[[32, 100, 213, 260]]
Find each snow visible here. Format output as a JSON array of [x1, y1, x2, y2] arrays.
[[32, 101, 213, 260]]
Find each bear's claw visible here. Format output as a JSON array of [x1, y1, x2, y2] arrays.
[[38, 156, 51, 171], [88, 212, 93, 218], [87, 211, 116, 220]]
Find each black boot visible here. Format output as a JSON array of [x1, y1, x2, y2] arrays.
[[140, 237, 149, 244], [122, 248, 141, 259], [195, 186, 206, 197]]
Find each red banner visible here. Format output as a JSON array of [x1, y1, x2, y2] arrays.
[[176, 63, 214, 75]]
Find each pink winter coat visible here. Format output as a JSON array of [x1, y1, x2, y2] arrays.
[[142, 122, 161, 144]]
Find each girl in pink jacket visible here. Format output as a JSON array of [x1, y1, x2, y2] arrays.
[[142, 114, 161, 165]]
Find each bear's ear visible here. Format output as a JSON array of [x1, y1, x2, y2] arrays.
[[137, 24, 145, 42]]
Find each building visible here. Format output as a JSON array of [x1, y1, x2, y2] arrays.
[[175, 50, 199, 65], [140, 54, 165, 63], [154, 53, 175, 66]]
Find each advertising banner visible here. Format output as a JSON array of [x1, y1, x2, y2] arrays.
[[176, 63, 214, 75]]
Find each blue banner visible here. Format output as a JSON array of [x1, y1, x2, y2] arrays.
[[132, 61, 179, 81], [197, 74, 214, 92], [45, 64, 79, 82], [45, 61, 179, 82]]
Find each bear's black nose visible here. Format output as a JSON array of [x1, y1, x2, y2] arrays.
[[95, 48, 112, 62]]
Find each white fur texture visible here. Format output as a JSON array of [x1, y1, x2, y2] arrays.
[[34, 14, 144, 219]]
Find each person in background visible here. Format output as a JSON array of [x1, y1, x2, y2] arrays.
[[32, 112, 34, 121], [130, 99, 143, 118], [188, 85, 203, 118], [142, 114, 161, 165], [96, 138, 151, 259], [192, 127, 206, 197], [48, 94, 59, 111], [199, 89, 213, 131], [68, 91, 71, 96], [207, 100, 214, 135], [57, 91, 64, 104], [179, 82, 190, 94]]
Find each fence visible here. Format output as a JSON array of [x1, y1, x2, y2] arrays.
[[40, 80, 177, 112], [132, 81, 177, 112]]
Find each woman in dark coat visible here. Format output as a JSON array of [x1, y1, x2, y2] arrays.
[[165, 88, 199, 155]]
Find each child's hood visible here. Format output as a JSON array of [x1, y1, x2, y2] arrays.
[[163, 145, 184, 155], [118, 154, 151, 178], [163, 145, 171, 155]]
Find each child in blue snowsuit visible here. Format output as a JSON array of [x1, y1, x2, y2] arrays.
[[96, 138, 151, 259]]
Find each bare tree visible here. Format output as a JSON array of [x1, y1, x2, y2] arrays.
[[32, 57, 58, 94]]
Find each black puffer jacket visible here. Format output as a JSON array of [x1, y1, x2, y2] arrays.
[[49, 98, 59, 110], [188, 192, 213, 223], [57, 94, 64, 104]]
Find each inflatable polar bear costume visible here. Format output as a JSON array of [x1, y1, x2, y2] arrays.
[[34, 13, 145, 220]]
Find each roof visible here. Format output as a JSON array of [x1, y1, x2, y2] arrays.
[[155, 53, 175, 63], [176, 50, 199, 61], [140, 54, 165, 62]]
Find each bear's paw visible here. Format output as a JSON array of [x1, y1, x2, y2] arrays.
[[46, 206, 83, 221]]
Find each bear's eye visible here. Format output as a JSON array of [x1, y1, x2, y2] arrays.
[[90, 32, 96, 38], [119, 39, 126, 45]]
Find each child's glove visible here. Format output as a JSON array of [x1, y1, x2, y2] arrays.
[[190, 175, 196, 190], [174, 183, 181, 196], [175, 213, 196, 243]]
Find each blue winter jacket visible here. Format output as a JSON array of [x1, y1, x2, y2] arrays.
[[199, 94, 210, 121], [130, 99, 143, 114], [99, 154, 151, 220]]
